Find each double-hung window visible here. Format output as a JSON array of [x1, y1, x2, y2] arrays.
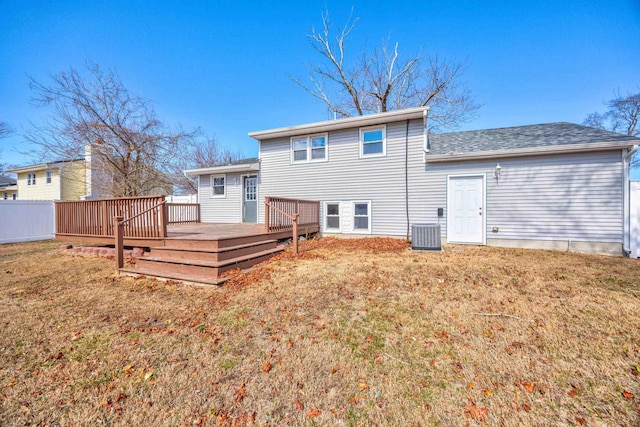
[[353, 202, 370, 231], [359, 125, 386, 158], [325, 203, 340, 231], [210, 174, 226, 198], [291, 133, 328, 163], [27, 173, 36, 185], [46, 170, 52, 184]]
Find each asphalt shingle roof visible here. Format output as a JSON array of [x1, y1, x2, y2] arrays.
[[429, 122, 639, 155]]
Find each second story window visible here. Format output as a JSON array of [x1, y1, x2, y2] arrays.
[[360, 125, 386, 158], [27, 173, 36, 185], [291, 133, 328, 164], [46, 170, 52, 184]]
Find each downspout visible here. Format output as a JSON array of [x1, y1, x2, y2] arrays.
[[423, 108, 430, 154], [623, 144, 638, 255], [405, 119, 410, 241]]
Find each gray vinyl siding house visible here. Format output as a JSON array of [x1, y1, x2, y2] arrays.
[[186, 107, 639, 256]]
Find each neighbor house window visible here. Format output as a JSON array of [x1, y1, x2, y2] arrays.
[[46, 170, 52, 184], [353, 202, 370, 231], [360, 125, 386, 158], [3, 193, 7, 200], [210, 174, 226, 198], [291, 133, 328, 163], [12, 193, 17, 200], [27, 173, 36, 185], [325, 203, 340, 231]]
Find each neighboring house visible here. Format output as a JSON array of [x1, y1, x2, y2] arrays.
[[7, 159, 88, 201], [0, 175, 18, 200], [186, 107, 640, 256]]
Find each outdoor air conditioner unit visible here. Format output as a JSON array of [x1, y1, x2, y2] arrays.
[[411, 224, 442, 251]]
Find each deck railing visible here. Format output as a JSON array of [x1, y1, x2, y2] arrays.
[[167, 203, 200, 224], [264, 196, 320, 233], [264, 196, 320, 254], [55, 195, 168, 238]]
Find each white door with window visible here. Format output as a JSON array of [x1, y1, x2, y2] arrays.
[[447, 175, 485, 244]]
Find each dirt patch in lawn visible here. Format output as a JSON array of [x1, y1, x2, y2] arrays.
[[0, 239, 639, 426]]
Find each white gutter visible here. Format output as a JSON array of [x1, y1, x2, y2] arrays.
[[623, 144, 639, 255], [249, 107, 429, 140], [425, 141, 637, 162], [184, 162, 260, 176]]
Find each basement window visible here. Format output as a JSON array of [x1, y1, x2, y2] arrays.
[[325, 202, 340, 231], [353, 202, 370, 231]]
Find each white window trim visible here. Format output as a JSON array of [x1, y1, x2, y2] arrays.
[[322, 200, 372, 235], [359, 125, 386, 158], [210, 173, 226, 198], [324, 201, 341, 232], [290, 133, 329, 164], [351, 200, 372, 234], [45, 170, 52, 184]]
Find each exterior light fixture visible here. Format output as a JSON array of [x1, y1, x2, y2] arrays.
[[493, 163, 502, 180]]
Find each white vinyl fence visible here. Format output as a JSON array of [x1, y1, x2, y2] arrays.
[[0, 200, 55, 244]]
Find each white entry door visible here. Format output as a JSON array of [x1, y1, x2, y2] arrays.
[[447, 175, 485, 244]]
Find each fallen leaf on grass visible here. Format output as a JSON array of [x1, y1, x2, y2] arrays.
[[622, 390, 634, 400], [307, 408, 321, 418], [359, 380, 369, 391], [575, 417, 586, 425], [331, 365, 341, 374], [482, 389, 493, 396], [522, 403, 531, 412], [262, 362, 271, 373], [295, 399, 304, 410], [521, 382, 536, 393], [464, 399, 488, 421], [568, 388, 579, 398], [234, 383, 246, 403], [467, 382, 474, 389]]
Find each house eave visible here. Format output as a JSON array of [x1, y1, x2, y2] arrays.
[[249, 106, 429, 140], [184, 162, 260, 176], [7, 159, 82, 174], [425, 141, 637, 163]]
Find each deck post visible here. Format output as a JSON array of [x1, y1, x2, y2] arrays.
[[292, 213, 299, 254], [160, 196, 168, 237], [114, 216, 124, 270], [264, 196, 271, 232]]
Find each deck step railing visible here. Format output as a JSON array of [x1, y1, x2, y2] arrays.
[[167, 203, 200, 224], [55, 195, 168, 238], [264, 196, 320, 254]]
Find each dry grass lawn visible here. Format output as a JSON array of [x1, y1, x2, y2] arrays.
[[0, 238, 639, 426]]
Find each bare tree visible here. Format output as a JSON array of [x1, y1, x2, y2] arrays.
[[584, 90, 640, 137], [0, 121, 14, 176], [584, 89, 640, 167], [26, 62, 198, 197], [292, 10, 479, 131], [174, 136, 244, 194]]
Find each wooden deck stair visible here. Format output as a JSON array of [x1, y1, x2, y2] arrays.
[[120, 237, 286, 285]]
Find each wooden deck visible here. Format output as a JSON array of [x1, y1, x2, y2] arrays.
[[55, 196, 320, 285], [56, 222, 320, 248]]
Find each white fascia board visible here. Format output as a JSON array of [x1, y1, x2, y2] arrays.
[[184, 162, 260, 176], [425, 141, 637, 163], [249, 107, 429, 141]]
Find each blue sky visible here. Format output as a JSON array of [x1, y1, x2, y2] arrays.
[[1, 1, 639, 174]]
